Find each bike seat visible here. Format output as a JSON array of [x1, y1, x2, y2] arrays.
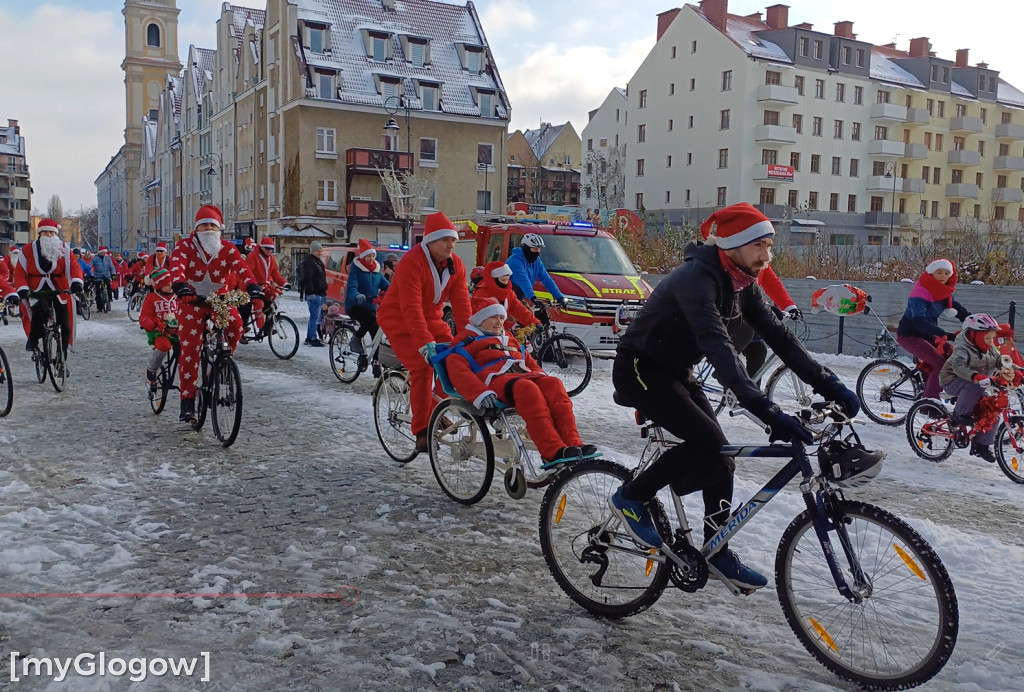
[[613, 391, 649, 424]]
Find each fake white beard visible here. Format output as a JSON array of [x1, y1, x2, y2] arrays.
[[38, 235, 63, 263], [196, 231, 222, 256]]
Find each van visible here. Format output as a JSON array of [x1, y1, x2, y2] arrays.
[[322, 243, 409, 305]]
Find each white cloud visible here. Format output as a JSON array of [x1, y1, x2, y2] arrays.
[[478, 0, 536, 33]]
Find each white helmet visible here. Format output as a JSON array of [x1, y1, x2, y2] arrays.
[[520, 233, 545, 248], [963, 313, 999, 332]]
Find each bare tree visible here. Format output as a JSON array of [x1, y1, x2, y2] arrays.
[[74, 206, 99, 249], [582, 147, 625, 214], [46, 194, 63, 220]]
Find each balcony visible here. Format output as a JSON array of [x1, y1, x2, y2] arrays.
[[946, 183, 980, 198], [903, 178, 926, 194], [870, 102, 908, 122], [867, 175, 903, 192], [13, 186, 29, 200], [751, 164, 795, 183], [905, 108, 930, 125], [13, 209, 28, 222], [864, 211, 904, 228], [754, 124, 797, 144], [992, 187, 1024, 203], [346, 199, 397, 222], [904, 143, 927, 159], [996, 122, 1024, 140], [345, 148, 413, 175], [756, 83, 799, 107], [868, 139, 905, 157], [993, 155, 1024, 172], [947, 149, 982, 166], [949, 116, 984, 133]]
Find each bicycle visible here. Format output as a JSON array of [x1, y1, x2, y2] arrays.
[[329, 316, 387, 384], [0, 343, 12, 417], [148, 343, 179, 415], [29, 289, 74, 393], [538, 400, 958, 689], [127, 286, 147, 322], [189, 291, 246, 447], [370, 339, 418, 463], [0, 298, 19, 325], [524, 299, 592, 397], [78, 278, 94, 321], [94, 276, 112, 313], [240, 286, 299, 360]]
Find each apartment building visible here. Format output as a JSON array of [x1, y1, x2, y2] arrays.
[[507, 122, 582, 207], [0, 119, 31, 250], [581, 1, 1024, 246]]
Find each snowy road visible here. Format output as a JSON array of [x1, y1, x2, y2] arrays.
[[0, 295, 1021, 691]]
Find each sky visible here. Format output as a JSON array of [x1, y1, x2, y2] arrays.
[[0, 0, 1022, 213]]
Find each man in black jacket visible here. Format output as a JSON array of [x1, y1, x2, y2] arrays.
[[299, 241, 328, 346], [610, 203, 859, 591]]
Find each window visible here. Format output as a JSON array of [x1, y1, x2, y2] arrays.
[[691, 40, 697, 53], [146, 23, 161, 47], [920, 200, 928, 216], [315, 127, 336, 154], [717, 187, 727, 206], [721, 70, 732, 91], [720, 109, 731, 130], [976, 172, 983, 186], [792, 113, 803, 133], [668, 119, 673, 131], [666, 155, 672, 168], [834, 120, 844, 138], [465, 48, 483, 74], [937, 101, 945, 118], [689, 78, 695, 91], [760, 188, 776, 205], [922, 166, 930, 181], [379, 77, 400, 100], [812, 117, 822, 136], [836, 83, 846, 102], [635, 192, 644, 209], [848, 195, 857, 212], [851, 122, 861, 141], [636, 159, 645, 176], [764, 110, 780, 126], [942, 67, 950, 84], [810, 154, 821, 173], [979, 140, 985, 157], [638, 89, 647, 108], [872, 161, 886, 176], [842, 46, 852, 65], [814, 79, 825, 99], [831, 156, 841, 175], [419, 137, 437, 163], [931, 64, 939, 82], [790, 152, 801, 170], [686, 153, 692, 165], [850, 158, 859, 177], [808, 191, 818, 209], [317, 179, 337, 205], [899, 198, 907, 214], [477, 143, 493, 166], [813, 40, 823, 59], [762, 149, 778, 165], [637, 124, 646, 142], [420, 84, 440, 111], [665, 190, 672, 203], [854, 85, 863, 104], [718, 148, 728, 168], [1000, 143, 1010, 156], [877, 90, 890, 104], [856, 49, 865, 68], [688, 115, 693, 128], [788, 189, 799, 207], [996, 206, 1006, 220], [924, 132, 933, 149], [870, 196, 884, 212], [956, 104, 967, 118], [478, 90, 495, 117], [998, 174, 1008, 188], [874, 125, 888, 141], [409, 40, 426, 67], [1002, 111, 1012, 125], [669, 83, 675, 95], [936, 134, 943, 151], [799, 37, 809, 56], [476, 189, 492, 212], [931, 201, 939, 217], [830, 192, 839, 211], [867, 235, 884, 246], [766, 70, 781, 85], [671, 46, 677, 58], [951, 169, 963, 184], [953, 136, 965, 151], [794, 75, 805, 95], [371, 35, 389, 61], [316, 70, 336, 99]]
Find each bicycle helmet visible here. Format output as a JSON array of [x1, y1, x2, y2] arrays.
[[963, 313, 999, 332], [818, 440, 884, 488], [520, 233, 545, 248]]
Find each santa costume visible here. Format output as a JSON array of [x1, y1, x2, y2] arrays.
[[472, 261, 539, 328], [139, 268, 180, 384]]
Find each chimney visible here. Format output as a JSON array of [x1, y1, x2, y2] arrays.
[[6, 119, 17, 133], [656, 8, 681, 41], [834, 21, 855, 39], [765, 4, 789, 30], [908, 37, 930, 58], [699, 0, 729, 33], [977, 62, 989, 69], [746, 12, 762, 22], [955, 49, 969, 68], [794, 22, 813, 30]]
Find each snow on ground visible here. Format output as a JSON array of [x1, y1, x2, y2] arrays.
[[0, 294, 1020, 691]]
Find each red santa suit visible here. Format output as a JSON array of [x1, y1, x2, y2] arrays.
[[377, 212, 472, 438], [143, 244, 171, 285], [2, 251, 16, 279], [170, 206, 257, 402], [139, 276, 179, 352], [13, 232, 84, 343], [244, 238, 286, 330], [473, 261, 539, 328], [0, 269, 14, 298], [445, 297, 583, 461]]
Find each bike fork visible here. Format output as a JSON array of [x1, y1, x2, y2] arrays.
[[804, 485, 866, 603]]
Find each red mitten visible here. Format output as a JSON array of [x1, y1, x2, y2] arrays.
[[973, 374, 992, 387]]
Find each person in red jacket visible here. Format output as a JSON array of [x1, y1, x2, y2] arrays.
[[143, 242, 171, 287], [139, 268, 179, 390], [445, 297, 596, 465], [473, 261, 539, 330], [377, 211, 472, 452], [170, 205, 262, 423], [2, 246, 18, 279], [239, 236, 287, 338]]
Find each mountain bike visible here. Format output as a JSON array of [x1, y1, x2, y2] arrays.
[[330, 317, 392, 384], [539, 400, 958, 689], [127, 286, 147, 322], [0, 344, 12, 417], [29, 289, 73, 393], [190, 292, 245, 447], [148, 344, 179, 415], [526, 299, 592, 397], [240, 286, 299, 359], [78, 278, 94, 321]]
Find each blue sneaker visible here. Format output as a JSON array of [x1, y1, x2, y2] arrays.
[[609, 487, 663, 548], [708, 549, 767, 590]]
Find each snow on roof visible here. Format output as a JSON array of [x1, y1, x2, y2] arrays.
[[951, 80, 975, 99], [867, 45, 926, 88], [722, 13, 790, 63], [998, 79, 1024, 108], [271, 225, 333, 238], [523, 123, 565, 159], [0, 125, 25, 157]]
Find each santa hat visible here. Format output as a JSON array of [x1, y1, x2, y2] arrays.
[[98, 246, 108, 254], [485, 260, 512, 279], [37, 218, 60, 235], [357, 238, 376, 258], [244, 237, 256, 250], [699, 203, 775, 249], [155, 242, 167, 252], [10, 246, 19, 254], [926, 259, 954, 275], [422, 211, 459, 245], [194, 204, 224, 230], [151, 267, 172, 289], [469, 296, 507, 326], [259, 236, 275, 250]]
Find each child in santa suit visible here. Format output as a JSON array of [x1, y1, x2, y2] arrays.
[[444, 296, 598, 466], [472, 261, 539, 331], [139, 268, 179, 389]]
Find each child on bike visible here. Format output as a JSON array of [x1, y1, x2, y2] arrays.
[[444, 296, 597, 466], [139, 268, 179, 391], [472, 261, 539, 331], [938, 313, 1007, 462]]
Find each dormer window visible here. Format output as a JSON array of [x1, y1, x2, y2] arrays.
[[474, 88, 496, 118], [456, 43, 486, 74], [371, 33, 390, 62], [414, 79, 440, 111], [375, 75, 403, 100], [409, 39, 427, 67], [315, 70, 337, 99], [304, 22, 331, 55]]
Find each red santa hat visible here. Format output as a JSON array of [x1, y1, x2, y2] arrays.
[[357, 238, 376, 258], [244, 237, 256, 250], [259, 236, 275, 250], [10, 246, 19, 254], [486, 261, 512, 279], [469, 296, 507, 326], [150, 267, 173, 289], [37, 218, 60, 235], [98, 246, 108, 254], [422, 211, 459, 245], [155, 242, 167, 252], [700, 203, 775, 249], [926, 259, 954, 275], [194, 204, 224, 230]]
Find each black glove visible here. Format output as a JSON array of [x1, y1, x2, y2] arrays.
[[246, 283, 265, 300], [745, 396, 814, 445], [173, 281, 196, 299], [556, 298, 568, 310], [6, 295, 20, 307], [70, 283, 84, 295], [477, 392, 499, 415], [815, 373, 861, 418], [787, 306, 803, 320], [17, 289, 28, 300], [283, 283, 291, 291]]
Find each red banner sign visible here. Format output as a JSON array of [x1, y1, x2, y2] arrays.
[[767, 164, 795, 181]]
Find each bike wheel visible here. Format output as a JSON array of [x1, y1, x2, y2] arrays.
[[127, 294, 142, 322], [995, 416, 1024, 484], [776, 500, 958, 689], [46, 331, 66, 393], [268, 314, 300, 360], [694, 358, 729, 413], [0, 347, 13, 417], [857, 359, 920, 426], [537, 333, 592, 397], [905, 398, 954, 461], [192, 385, 208, 431], [329, 326, 361, 384], [428, 398, 494, 505], [765, 365, 814, 414], [149, 352, 172, 415], [33, 345, 47, 384], [373, 370, 418, 463], [538, 459, 671, 619], [211, 358, 243, 447], [79, 296, 91, 321]]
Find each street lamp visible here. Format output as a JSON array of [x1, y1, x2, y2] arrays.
[[205, 152, 225, 215], [383, 95, 411, 154], [883, 161, 898, 247]]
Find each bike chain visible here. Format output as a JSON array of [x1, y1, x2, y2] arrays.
[[666, 539, 708, 592]]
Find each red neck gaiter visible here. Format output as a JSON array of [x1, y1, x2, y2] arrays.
[[718, 248, 757, 292]]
